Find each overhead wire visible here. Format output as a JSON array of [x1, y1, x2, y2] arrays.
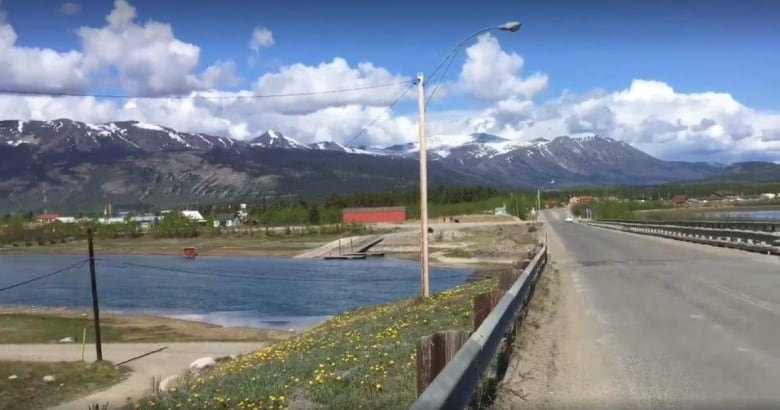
[[0, 259, 88, 292], [425, 44, 463, 109], [0, 81, 414, 100], [341, 80, 417, 147]]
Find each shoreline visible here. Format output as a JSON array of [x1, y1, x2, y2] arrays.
[[0, 305, 300, 343]]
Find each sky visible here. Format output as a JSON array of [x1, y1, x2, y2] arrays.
[[0, 0, 779, 163]]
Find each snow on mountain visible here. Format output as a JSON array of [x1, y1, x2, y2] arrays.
[[249, 130, 309, 149], [0, 119, 230, 153], [307, 140, 384, 156], [372, 133, 533, 160]]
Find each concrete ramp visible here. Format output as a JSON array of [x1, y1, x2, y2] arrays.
[[294, 235, 384, 259]]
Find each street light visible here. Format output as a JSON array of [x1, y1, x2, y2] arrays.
[[417, 21, 521, 298]]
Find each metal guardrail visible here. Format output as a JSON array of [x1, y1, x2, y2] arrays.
[[410, 244, 548, 410], [600, 219, 780, 233], [589, 220, 780, 255]]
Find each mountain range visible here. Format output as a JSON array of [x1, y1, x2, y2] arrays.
[[0, 118, 773, 213]]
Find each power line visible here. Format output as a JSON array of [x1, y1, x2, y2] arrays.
[[342, 80, 417, 147], [0, 81, 414, 100], [425, 44, 462, 108], [0, 260, 88, 292], [96, 258, 464, 283]]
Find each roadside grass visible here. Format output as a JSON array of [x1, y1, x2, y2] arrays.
[[0, 360, 129, 410], [443, 248, 472, 258], [0, 314, 290, 344], [127, 278, 498, 410]]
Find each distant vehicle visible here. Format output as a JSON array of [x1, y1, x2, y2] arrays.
[[565, 215, 574, 222]]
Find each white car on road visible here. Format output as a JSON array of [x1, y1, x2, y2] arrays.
[[565, 215, 574, 222]]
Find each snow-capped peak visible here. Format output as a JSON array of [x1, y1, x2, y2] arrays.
[[249, 130, 309, 149], [133, 122, 165, 132]]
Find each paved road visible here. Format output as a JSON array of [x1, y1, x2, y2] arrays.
[[544, 210, 780, 409], [0, 342, 268, 410]]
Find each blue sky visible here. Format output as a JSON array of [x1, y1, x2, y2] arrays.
[[4, 0, 778, 109], [1, 0, 779, 162]]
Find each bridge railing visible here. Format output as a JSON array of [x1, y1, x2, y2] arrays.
[[599, 218, 780, 233], [410, 244, 548, 410], [588, 220, 780, 255]]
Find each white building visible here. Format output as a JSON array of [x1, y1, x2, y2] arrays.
[[760, 193, 777, 200], [181, 210, 205, 222], [55, 216, 77, 224]]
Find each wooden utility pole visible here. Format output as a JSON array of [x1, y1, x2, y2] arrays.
[[417, 72, 430, 298], [86, 228, 103, 361]]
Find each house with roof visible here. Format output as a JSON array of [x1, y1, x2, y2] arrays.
[[36, 214, 61, 224], [709, 190, 740, 203], [670, 195, 689, 207], [181, 210, 205, 222], [213, 213, 242, 228]]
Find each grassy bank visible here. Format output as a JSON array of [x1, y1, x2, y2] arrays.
[[0, 313, 291, 344], [127, 278, 498, 410], [0, 360, 128, 410], [0, 234, 350, 256]]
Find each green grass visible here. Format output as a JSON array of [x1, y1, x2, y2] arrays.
[[0, 360, 129, 410], [126, 279, 498, 410], [443, 248, 472, 258], [0, 314, 285, 344]]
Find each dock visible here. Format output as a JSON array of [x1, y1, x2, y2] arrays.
[[323, 254, 367, 260], [321, 235, 385, 260]]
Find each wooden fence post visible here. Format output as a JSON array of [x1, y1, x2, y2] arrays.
[[416, 334, 434, 396], [473, 290, 504, 330], [417, 330, 469, 396], [499, 270, 520, 292]]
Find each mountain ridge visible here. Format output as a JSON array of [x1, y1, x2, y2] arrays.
[[0, 118, 768, 213]]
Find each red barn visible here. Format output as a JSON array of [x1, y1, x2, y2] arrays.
[[343, 207, 407, 224]]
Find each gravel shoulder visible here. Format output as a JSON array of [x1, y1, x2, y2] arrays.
[[492, 211, 633, 410]]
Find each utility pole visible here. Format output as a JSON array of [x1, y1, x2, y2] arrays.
[[86, 228, 103, 361], [537, 189, 541, 221], [417, 73, 430, 298]]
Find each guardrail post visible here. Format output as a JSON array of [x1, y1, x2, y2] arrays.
[[416, 331, 469, 396], [474, 290, 504, 330], [499, 270, 520, 292]]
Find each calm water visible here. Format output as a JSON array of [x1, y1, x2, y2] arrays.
[[0, 255, 470, 330], [702, 209, 780, 221]]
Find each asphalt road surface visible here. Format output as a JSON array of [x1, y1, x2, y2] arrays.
[[543, 210, 780, 410]]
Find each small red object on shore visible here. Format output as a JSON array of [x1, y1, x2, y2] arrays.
[[183, 247, 198, 259]]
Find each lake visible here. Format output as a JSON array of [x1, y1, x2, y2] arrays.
[[0, 255, 471, 330], [701, 209, 780, 221]]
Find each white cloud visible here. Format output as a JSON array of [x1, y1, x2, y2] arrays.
[[0, 0, 779, 163], [76, 0, 240, 96], [457, 34, 549, 101], [249, 26, 274, 51], [247, 58, 413, 115], [0, 1, 88, 93], [59, 2, 80, 16]]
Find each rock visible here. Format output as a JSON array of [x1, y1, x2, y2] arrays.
[[58, 337, 74, 343], [8, 375, 18, 380], [159, 375, 178, 391], [189, 357, 216, 370], [214, 355, 232, 362], [43, 375, 56, 382]]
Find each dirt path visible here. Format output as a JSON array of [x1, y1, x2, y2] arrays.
[[493, 211, 632, 409], [0, 342, 268, 410]]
